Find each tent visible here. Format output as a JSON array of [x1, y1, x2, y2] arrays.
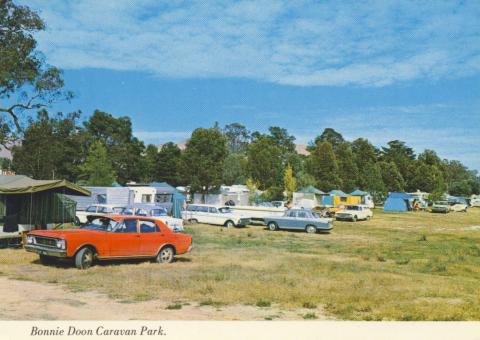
[[299, 186, 324, 194], [0, 175, 90, 231], [171, 191, 186, 219], [383, 192, 412, 212], [350, 189, 369, 196]]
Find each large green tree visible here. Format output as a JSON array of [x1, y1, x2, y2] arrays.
[[11, 110, 82, 180], [84, 110, 145, 184], [78, 140, 116, 186], [223, 123, 250, 154], [379, 161, 405, 192], [381, 140, 416, 190], [141, 144, 159, 183], [0, 0, 72, 145], [223, 153, 247, 185], [309, 128, 345, 152], [246, 135, 282, 190], [178, 128, 228, 196], [335, 142, 358, 192], [155, 142, 182, 186], [306, 141, 342, 191]]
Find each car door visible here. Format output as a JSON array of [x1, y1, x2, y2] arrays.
[[138, 219, 165, 256], [108, 218, 141, 257], [197, 206, 210, 224], [278, 210, 296, 229], [208, 207, 223, 225], [295, 211, 309, 230]]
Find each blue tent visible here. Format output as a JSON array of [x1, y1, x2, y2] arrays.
[[171, 191, 185, 218], [328, 190, 348, 197], [384, 192, 412, 212], [350, 189, 370, 196]]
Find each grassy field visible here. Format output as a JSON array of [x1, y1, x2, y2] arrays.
[[1, 208, 480, 320]]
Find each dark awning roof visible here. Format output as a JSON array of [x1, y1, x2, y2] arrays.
[[0, 175, 90, 196]]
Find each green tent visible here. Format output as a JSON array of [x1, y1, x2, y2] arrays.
[[0, 175, 90, 228]]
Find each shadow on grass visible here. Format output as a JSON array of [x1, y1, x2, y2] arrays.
[[31, 256, 192, 269]]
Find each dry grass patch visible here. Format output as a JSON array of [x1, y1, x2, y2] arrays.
[[1, 208, 480, 320]]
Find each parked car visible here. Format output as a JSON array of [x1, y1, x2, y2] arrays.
[[263, 209, 333, 233], [449, 202, 468, 212], [431, 201, 450, 213], [25, 215, 192, 269], [75, 204, 125, 224], [182, 204, 250, 227], [122, 206, 184, 231], [335, 205, 373, 222]]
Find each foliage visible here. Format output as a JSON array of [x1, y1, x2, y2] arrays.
[[155, 142, 182, 186], [84, 110, 145, 185], [335, 142, 358, 192], [178, 127, 228, 195], [223, 123, 250, 154], [306, 141, 342, 191], [223, 153, 247, 185], [11, 110, 82, 180], [0, 0, 72, 145], [78, 140, 116, 186], [246, 135, 282, 190], [379, 161, 405, 192], [283, 164, 297, 200], [309, 128, 345, 151]]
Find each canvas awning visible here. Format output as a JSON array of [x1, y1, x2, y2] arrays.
[[328, 190, 348, 197], [0, 175, 90, 196], [299, 186, 324, 194], [350, 189, 370, 196]]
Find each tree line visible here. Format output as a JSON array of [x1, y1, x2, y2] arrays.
[[1, 0, 479, 201], [7, 112, 480, 201]]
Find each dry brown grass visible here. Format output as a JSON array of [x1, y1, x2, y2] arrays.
[[1, 208, 480, 320]]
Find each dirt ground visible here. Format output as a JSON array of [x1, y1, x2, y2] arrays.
[[0, 277, 330, 320]]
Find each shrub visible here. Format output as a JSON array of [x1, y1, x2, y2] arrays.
[[303, 313, 318, 320], [256, 300, 271, 307], [166, 303, 182, 310]]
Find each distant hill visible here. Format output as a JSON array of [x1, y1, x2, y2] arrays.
[[158, 141, 310, 155]]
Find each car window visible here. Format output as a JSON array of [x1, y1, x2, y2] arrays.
[[136, 209, 148, 216], [198, 206, 209, 213], [114, 219, 138, 233], [140, 220, 159, 233], [187, 205, 197, 212], [100, 207, 112, 213], [151, 208, 167, 216], [86, 206, 97, 212], [209, 207, 218, 213], [287, 210, 296, 217], [112, 207, 124, 214], [297, 211, 307, 218]]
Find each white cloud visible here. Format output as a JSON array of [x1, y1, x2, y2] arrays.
[[21, 0, 480, 87]]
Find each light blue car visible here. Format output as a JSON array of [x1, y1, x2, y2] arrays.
[[263, 209, 333, 233]]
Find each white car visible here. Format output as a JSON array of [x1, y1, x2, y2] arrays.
[[449, 203, 468, 212], [122, 206, 184, 231], [335, 205, 373, 222], [182, 204, 250, 227], [76, 204, 125, 224]]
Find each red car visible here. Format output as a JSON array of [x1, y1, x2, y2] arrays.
[[24, 215, 192, 269]]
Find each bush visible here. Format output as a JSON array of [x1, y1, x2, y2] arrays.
[[256, 299, 271, 307], [302, 302, 317, 309], [303, 313, 318, 320]]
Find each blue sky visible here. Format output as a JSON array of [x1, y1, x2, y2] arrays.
[[21, 0, 480, 170]]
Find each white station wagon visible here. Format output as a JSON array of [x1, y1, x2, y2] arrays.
[[335, 205, 373, 222], [182, 204, 250, 227]]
